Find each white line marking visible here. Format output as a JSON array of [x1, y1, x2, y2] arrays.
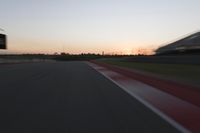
[[87, 62, 191, 133]]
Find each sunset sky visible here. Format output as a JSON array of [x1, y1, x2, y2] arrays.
[[0, 0, 200, 54]]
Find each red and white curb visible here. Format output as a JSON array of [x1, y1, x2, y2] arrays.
[[87, 62, 200, 133]]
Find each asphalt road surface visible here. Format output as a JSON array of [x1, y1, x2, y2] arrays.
[[0, 61, 180, 133]]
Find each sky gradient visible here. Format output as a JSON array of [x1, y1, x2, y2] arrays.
[[0, 0, 200, 54]]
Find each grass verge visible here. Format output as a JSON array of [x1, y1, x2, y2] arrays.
[[99, 60, 200, 87]]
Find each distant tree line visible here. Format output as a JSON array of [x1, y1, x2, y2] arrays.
[[0, 53, 145, 61]]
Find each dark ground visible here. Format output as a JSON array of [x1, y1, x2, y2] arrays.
[[103, 55, 200, 65], [0, 61, 179, 133]]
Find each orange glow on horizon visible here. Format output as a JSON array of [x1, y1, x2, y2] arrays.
[[6, 38, 157, 55]]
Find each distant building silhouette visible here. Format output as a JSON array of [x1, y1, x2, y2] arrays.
[[156, 31, 200, 55]]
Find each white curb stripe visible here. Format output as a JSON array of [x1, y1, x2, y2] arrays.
[[87, 62, 192, 133]]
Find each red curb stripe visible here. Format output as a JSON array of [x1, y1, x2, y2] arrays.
[[90, 61, 200, 107], [88, 62, 200, 133]]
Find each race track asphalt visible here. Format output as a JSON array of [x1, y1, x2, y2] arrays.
[[0, 61, 180, 133]]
